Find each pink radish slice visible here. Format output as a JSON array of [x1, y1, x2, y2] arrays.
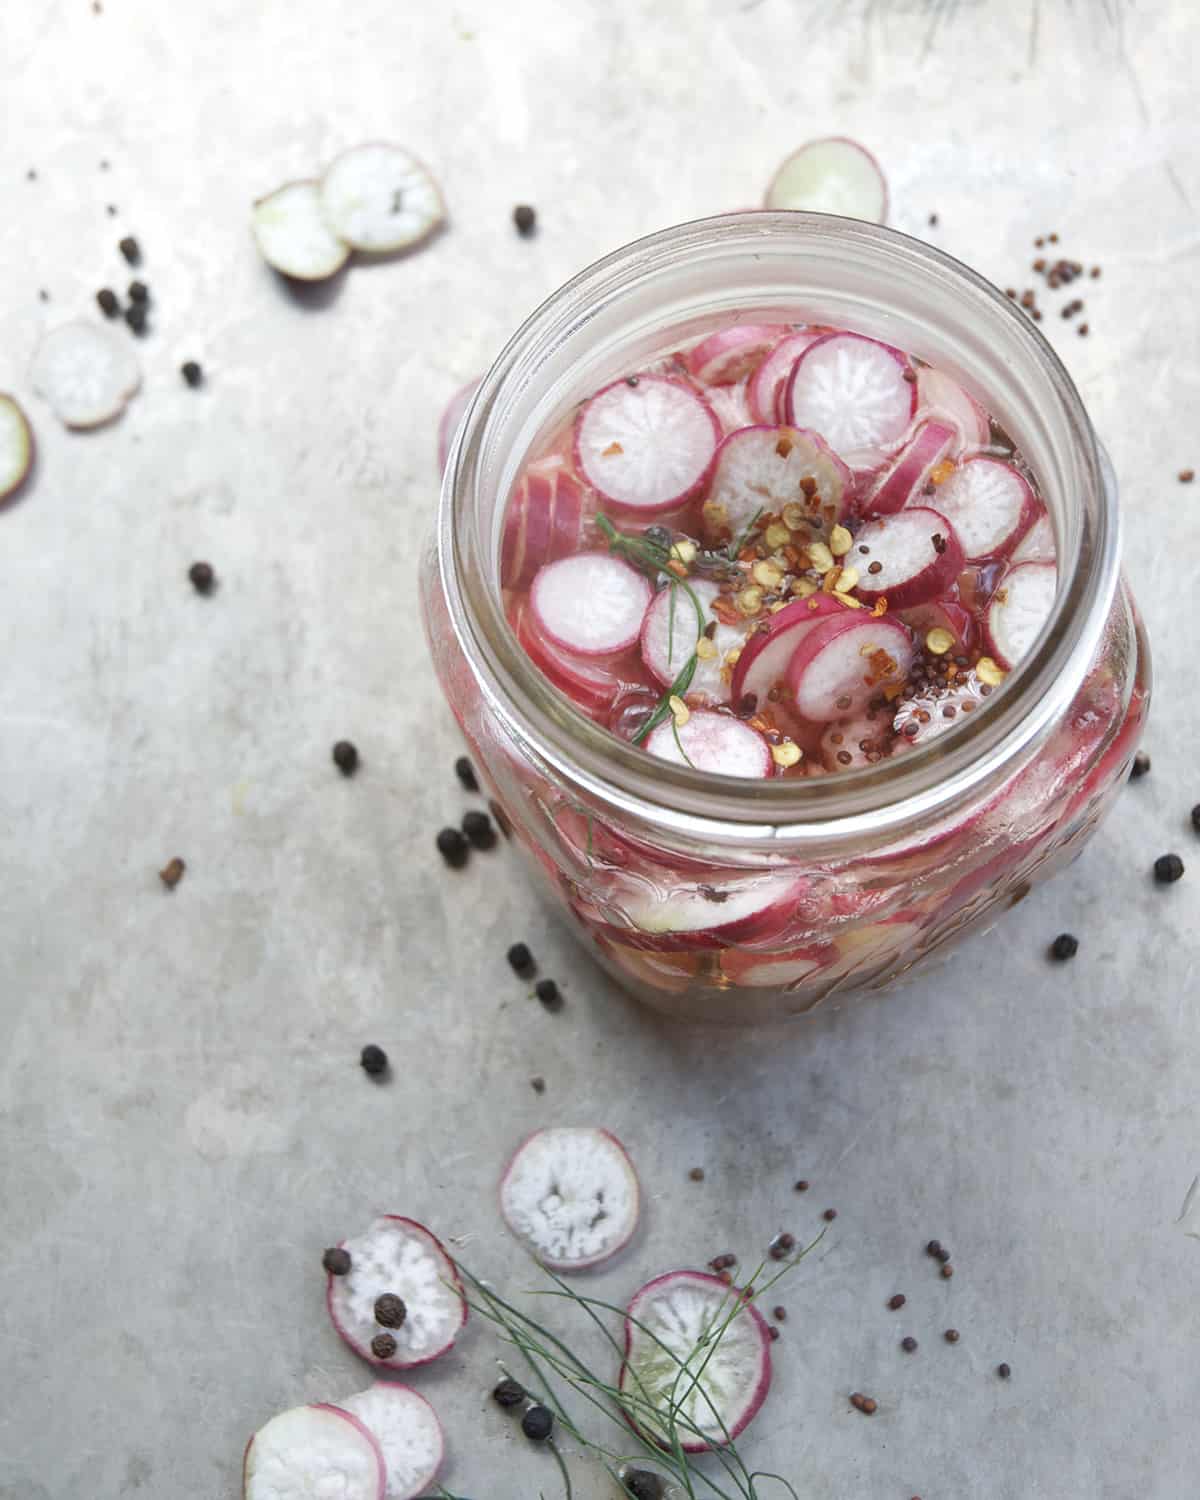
[[860, 421, 957, 517], [748, 331, 819, 423], [765, 137, 888, 223], [785, 333, 915, 465], [327, 1216, 466, 1371], [1011, 509, 1056, 564], [820, 708, 896, 770], [931, 457, 1038, 561], [985, 561, 1057, 668], [786, 613, 914, 723], [897, 600, 975, 652], [437, 377, 481, 474], [575, 377, 720, 514], [319, 144, 443, 255], [30, 322, 140, 429], [244, 1404, 385, 1500], [917, 367, 990, 451], [852, 507, 966, 610], [338, 1385, 444, 1500], [686, 324, 786, 385], [500, 1126, 640, 1271], [704, 379, 754, 435], [530, 553, 651, 656], [702, 424, 853, 541], [501, 469, 585, 590], [0, 395, 34, 503], [252, 181, 351, 281], [721, 947, 828, 987], [515, 603, 626, 716], [645, 711, 772, 778], [640, 578, 745, 703], [729, 594, 851, 708], [615, 870, 804, 951], [620, 1270, 772, 1451]]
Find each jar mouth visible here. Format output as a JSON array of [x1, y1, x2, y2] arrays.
[[439, 213, 1119, 843]]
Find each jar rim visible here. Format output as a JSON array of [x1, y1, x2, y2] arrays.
[[438, 212, 1119, 844]]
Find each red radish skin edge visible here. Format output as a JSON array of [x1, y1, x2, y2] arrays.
[[685, 325, 785, 386], [853, 509, 966, 612], [243, 1405, 387, 1500], [498, 1127, 641, 1272], [530, 554, 651, 658], [601, 873, 809, 954], [748, 332, 819, 423], [573, 377, 721, 515], [784, 333, 916, 462], [339, 1384, 446, 1500], [515, 604, 624, 716], [785, 613, 913, 722], [729, 594, 852, 706], [861, 421, 957, 517]]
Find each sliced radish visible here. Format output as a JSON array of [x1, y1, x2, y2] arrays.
[[252, 180, 351, 281], [852, 508, 966, 610], [30, 322, 140, 429], [319, 144, 444, 254], [645, 710, 772, 778], [640, 578, 744, 704], [501, 469, 585, 590], [702, 424, 852, 541], [704, 379, 754, 435], [326, 1216, 467, 1371], [620, 1270, 772, 1451], [515, 601, 627, 717], [931, 457, 1038, 561], [893, 668, 988, 746], [244, 1403, 385, 1500], [1011, 509, 1056, 565], [499, 1126, 640, 1272], [0, 395, 34, 503], [917, 367, 990, 451], [860, 421, 957, 517], [574, 377, 720, 515], [896, 600, 974, 653], [720, 946, 828, 988], [338, 1385, 444, 1500], [615, 870, 804, 951], [784, 333, 915, 465], [748, 331, 818, 423], [530, 552, 651, 656], [765, 138, 888, 223], [686, 324, 785, 386], [729, 594, 851, 708], [985, 561, 1057, 668], [820, 708, 896, 770], [438, 377, 481, 474], [786, 613, 913, 723]]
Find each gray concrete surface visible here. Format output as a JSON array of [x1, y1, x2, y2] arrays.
[[1, 2, 1197, 1497]]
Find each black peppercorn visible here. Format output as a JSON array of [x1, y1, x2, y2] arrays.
[[371, 1333, 397, 1360], [454, 755, 478, 792], [535, 978, 562, 1011], [1050, 932, 1079, 961], [944, 1328, 960, 1344], [322, 1247, 352, 1276], [644, 525, 672, 551], [159, 856, 186, 890], [128, 280, 149, 304], [888, 1294, 906, 1310], [492, 1376, 526, 1409], [436, 827, 469, 867], [118, 235, 141, 265], [124, 302, 147, 335], [1192, 804, 1200, 834], [462, 809, 497, 850], [521, 1405, 554, 1442], [513, 204, 537, 237], [374, 1293, 407, 1328], [507, 942, 535, 976], [360, 1044, 388, 1076], [332, 740, 359, 776], [1154, 853, 1185, 884], [188, 561, 215, 594], [181, 360, 203, 387], [624, 1470, 665, 1500], [901, 1336, 918, 1352], [96, 287, 120, 317], [1129, 750, 1150, 779], [997, 1362, 1012, 1378]]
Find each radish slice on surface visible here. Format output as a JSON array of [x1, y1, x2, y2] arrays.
[[30, 322, 140, 429], [244, 1403, 385, 1500], [686, 324, 785, 386], [729, 594, 851, 708], [252, 180, 351, 281], [327, 1216, 466, 1371], [437, 377, 481, 474], [784, 333, 915, 464], [702, 424, 852, 541], [860, 420, 957, 517], [985, 562, 1057, 668], [575, 377, 720, 514], [765, 137, 888, 223], [515, 603, 627, 717], [0, 395, 34, 502], [786, 614, 914, 722], [502, 469, 585, 590], [748, 331, 819, 423], [645, 711, 772, 778], [852, 507, 965, 610], [319, 144, 444, 254], [917, 367, 990, 451], [931, 456, 1038, 561], [530, 553, 651, 656], [1011, 508, 1056, 564], [620, 1270, 772, 1451], [338, 1385, 444, 1500], [640, 578, 744, 704], [616, 870, 804, 951], [499, 1126, 641, 1271]]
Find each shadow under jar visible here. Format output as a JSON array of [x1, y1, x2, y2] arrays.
[[422, 214, 1149, 1024]]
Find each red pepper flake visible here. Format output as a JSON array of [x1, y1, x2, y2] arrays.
[[1179, 469, 1195, 483]]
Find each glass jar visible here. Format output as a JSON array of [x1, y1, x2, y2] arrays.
[[422, 214, 1149, 1023]]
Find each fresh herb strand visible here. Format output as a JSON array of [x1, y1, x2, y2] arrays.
[[632, 653, 698, 745], [728, 506, 766, 562]]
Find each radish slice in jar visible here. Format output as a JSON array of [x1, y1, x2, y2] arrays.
[[574, 377, 720, 515], [0, 395, 34, 503], [786, 613, 914, 722], [685, 325, 785, 385], [729, 594, 852, 708], [820, 709, 896, 770], [748, 331, 819, 423], [530, 553, 651, 656], [931, 457, 1038, 561], [1011, 509, 1056, 564], [897, 600, 974, 654], [30, 322, 141, 429], [852, 508, 966, 610], [893, 669, 989, 746], [985, 561, 1057, 668], [515, 602, 626, 716], [244, 1404, 385, 1500], [437, 377, 481, 474], [640, 578, 744, 703], [319, 144, 444, 254], [338, 1386, 444, 1500], [620, 1270, 772, 1451], [704, 379, 755, 435], [502, 469, 585, 590], [326, 1216, 467, 1371], [721, 947, 828, 987], [917, 367, 990, 451], [860, 421, 957, 517], [702, 424, 852, 541], [645, 711, 772, 778], [617, 871, 804, 951], [499, 1126, 641, 1271], [252, 181, 351, 281], [784, 334, 916, 464], [764, 138, 888, 223]]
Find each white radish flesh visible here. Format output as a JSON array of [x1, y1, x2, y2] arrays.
[[502, 469, 585, 590], [784, 333, 915, 464], [500, 1126, 640, 1271], [530, 553, 651, 656], [917, 367, 990, 450], [575, 377, 720, 514], [244, 1403, 385, 1500], [30, 322, 140, 429], [326, 1216, 466, 1371], [893, 670, 988, 747], [1011, 508, 1056, 564], [786, 614, 913, 722], [704, 379, 754, 435], [620, 1270, 772, 1451], [437, 377, 481, 474], [721, 948, 827, 988], [765, 137, 888, 222], [617, 870, 803, 950], [640, 578, 744, 704], [515, 602, 626, 717], [646, 711, 772, 778], [319, 144, 443, 254], [702, 424, 852, 542], [860, 421, 957, 517], [686, 324, 785, 385], [931, 457, 1038, 561], [852, 508, 965, 610], [820, 708, 896, 770], [729, 594, 851, 708], [252, 181, 351, 281], [338, 1385, 444, 1500], [985, 562, 1057, 668], [0, 395, 34, 502], [748, 331, 818, 422]]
